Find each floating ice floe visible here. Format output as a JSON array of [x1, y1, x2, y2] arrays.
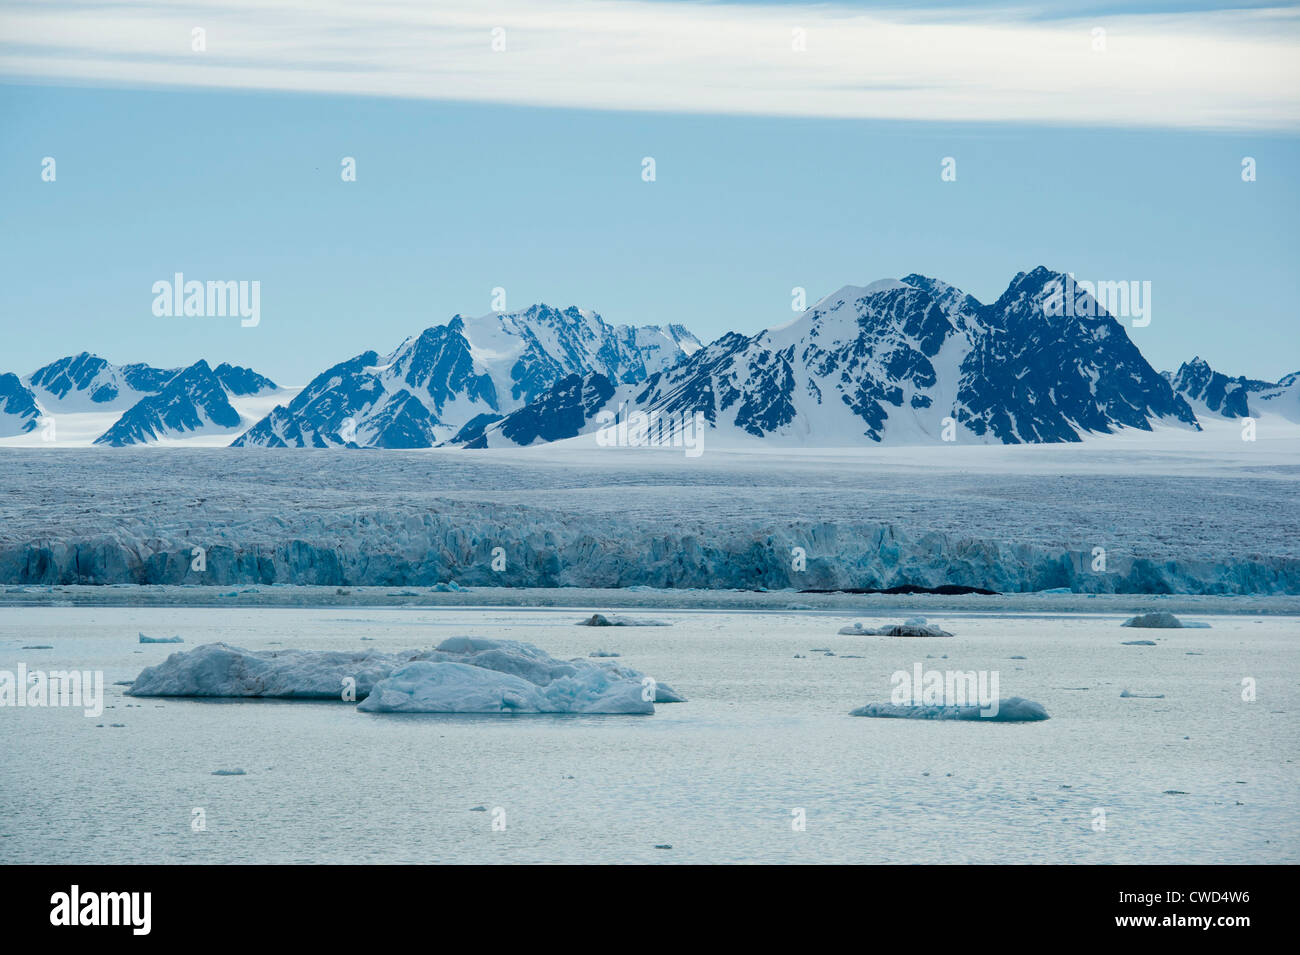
[[576, 614, 670, 627], [128, 644, 426, 699], [1120, 689, 1166, 698], [589, 649, 621, 657], [211, 768, 246, 776], [838, 616, 954, 637], [849, 697, 1049, 721], [1121, 639, 1158, 646], [358, 659, 652, 715], [1121, 612, 1185, 629], [127, 637, 685, 710], [431, 581, 465, 592], [139, 632, 183, 644]]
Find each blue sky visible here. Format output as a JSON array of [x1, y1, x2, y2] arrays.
[[1, 1, 1298, 383]]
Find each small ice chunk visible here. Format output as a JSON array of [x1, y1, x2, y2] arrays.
[[839, 621, 953, 637], [576, 614, 669, 627], [849, 697, 1049, 721], [211, 768, 246, 776], [1120, 689, 1165, 699], [1121, 640, 1158, 646], [1121, 612, 1184, 629], [139, 632, 183, 644], [588, 649, 621, 658]]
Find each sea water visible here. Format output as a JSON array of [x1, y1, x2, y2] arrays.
[[1, 607, 1295, 864]]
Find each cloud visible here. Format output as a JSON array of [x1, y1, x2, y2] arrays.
[[2, 0, 1298, 129]]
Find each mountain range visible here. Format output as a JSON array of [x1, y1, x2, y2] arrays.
[[2, 267, 1295, 447]]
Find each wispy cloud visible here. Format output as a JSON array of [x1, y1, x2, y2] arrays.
[[2, 0, 1298, 129]]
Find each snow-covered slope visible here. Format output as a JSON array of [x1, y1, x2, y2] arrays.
[[235, 306, 700, 448], [451, 372, 619, 448], [0, 373, 44, 437], [1248, 371, 1300, 421], [454, 267, 1199, 449]]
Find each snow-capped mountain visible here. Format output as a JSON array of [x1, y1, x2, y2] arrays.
[[235, 306, 701, 448], [0, 352, 282, 446], [0, 373, 43, 437], [7, 275, 1291, 451], [26, 352, 178, 411], [1164, 357, 1256, 418], [94, 360, 279, 446], [455, 267, 1200, 449], [1165, 357, 1300, 421]]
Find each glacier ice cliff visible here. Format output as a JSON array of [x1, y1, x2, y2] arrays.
[[2, 450, 1297, 595]]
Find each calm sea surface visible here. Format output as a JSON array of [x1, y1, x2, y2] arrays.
[[2, 607, 1295, 864]]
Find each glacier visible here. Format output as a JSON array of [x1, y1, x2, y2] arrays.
[[1, 439, 1297, 595]]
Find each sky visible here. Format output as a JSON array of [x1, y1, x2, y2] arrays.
[[1, 0, 1298, 384]]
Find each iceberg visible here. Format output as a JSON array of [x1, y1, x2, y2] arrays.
[[126, 637, 685, 706], [127, 644, 426, 699], [849, 697, 1049, 721], [838, 618, 954, 637], [1121, 612, 1184, 628], [588, 659, 686, 702], [139, 632, 183, 644], [357, 660, 652, 715], [576, 613, 669, 627]]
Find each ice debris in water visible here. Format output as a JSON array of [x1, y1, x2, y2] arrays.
[[139, 632, 183, 644], [839, 617, 954, 637], [849, 697, 1049, 721], [127, 637, 685, 710], [1121, 640, 1158, 646], [588, 649, 621, 657], [1120, 689, 1166, 699], [1121, 612, 1184, 629], [211, 768, 246, 776], [576, 613, 670, 627]]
